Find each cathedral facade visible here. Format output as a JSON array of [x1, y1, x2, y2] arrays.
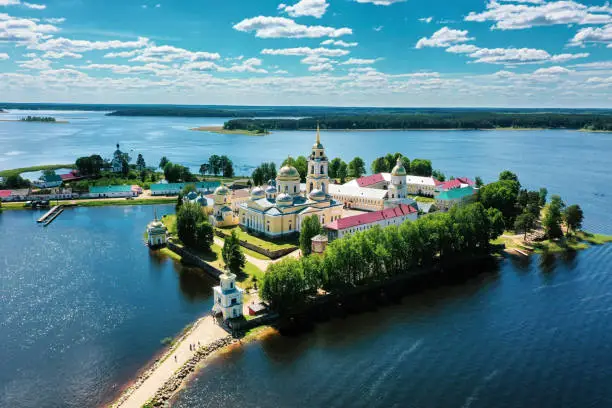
[[238, 127, 343, 238]]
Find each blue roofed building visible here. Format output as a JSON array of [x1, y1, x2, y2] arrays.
[[150, 181, 220, 196]]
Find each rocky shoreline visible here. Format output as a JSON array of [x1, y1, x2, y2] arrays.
[[150, 336, 237, 407]]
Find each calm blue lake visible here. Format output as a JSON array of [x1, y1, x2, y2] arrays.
[[1, 112, 612, 407]]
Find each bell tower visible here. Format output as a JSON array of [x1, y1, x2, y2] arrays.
[[306, 123, 330, 195]]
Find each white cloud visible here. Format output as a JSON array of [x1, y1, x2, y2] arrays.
[[0, 52, 9, 60], [446, 44, 480, 54], [22, 2, 45, 9], [301, 55, 332, 65], [354, 0, 406, 5], [42, 51, 83, 59], [155, 4, 161, 8], [571, 60, 612, 69], [233, 16, 352, 38], [80, 62, 170, 75], [416, 27, 473, 48], [31, 37, 151, 53], [533, 66, 573, 75], [373, 25, 384, 31], [274, 69, 289, 74], [340, 58, 379, 65], [127, 45, 220, 63], [218, 57, 268, 73], [467, 47, 588, 65], [0, 13, 59, 43], [261, 47, 350, 57], [18, 57, 51, 70], [569, 24, 612, 47], [279, 0, 329, 19], [419, 17, 433, 23], [465, 1, 612, 30], [309, 62, 334, 72], [0, 1, 20, 5], [44, 17, 66, 24], [321, 39, 358, 47]]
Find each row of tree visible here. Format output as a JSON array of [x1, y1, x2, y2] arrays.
[[224, 113, 612, 132], [260, 202, 505, 313]]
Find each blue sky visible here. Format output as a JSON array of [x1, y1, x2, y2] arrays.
[[0, 0, 611, 107]]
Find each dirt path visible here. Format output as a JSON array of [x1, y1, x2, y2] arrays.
[[113, 316, 228, 408]]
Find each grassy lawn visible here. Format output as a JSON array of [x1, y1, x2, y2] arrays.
[[0, 163, 75, 178], [491, 229, 612, 255], [217, 226, 297, 251], [76, 197, 176, 207], [408, 195, 435, 203]]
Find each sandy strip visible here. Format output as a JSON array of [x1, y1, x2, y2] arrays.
[[112, 316, 229, 408]]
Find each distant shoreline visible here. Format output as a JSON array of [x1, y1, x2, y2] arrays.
[[0, 119, 69, 124], [190, 125, 268, 136]]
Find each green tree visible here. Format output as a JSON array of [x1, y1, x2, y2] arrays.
[[299, 214, 322, 256], [432, 169, 446, 182], [4, 174, 30, 189], [208, 155, 222, 176], [487, 207, 505, 240], [329, 158, 343, 179], [514, 211, 536, 240], [159, 156, 169, 170], [176, 202, 205, 248], [539, 188, 548, 207], [220, 156, 234, 178], [499, 170, 520, 186], [348, 157, 366, 178], [371, 157, 388, 174], [475, 176, 484, 188], [222, 230, 246, 274], [563, 204, 584, 235], [337, 161, 348, 183], [282, 156, 308, 181], [542, 195, 564, 239], [199, 163, 209, 176], [410, 159, 433, 176], [136, 154, 146, 170], [195, 221, 214, 252], [478, 179, 520, 223], [42, 169, 57, 178]]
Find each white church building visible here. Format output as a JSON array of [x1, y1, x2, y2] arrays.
[[212, 270, 244, 321]]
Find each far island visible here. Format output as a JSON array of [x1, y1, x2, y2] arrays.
[[191, 125, 269, 136], [21, 116, 57, 123]]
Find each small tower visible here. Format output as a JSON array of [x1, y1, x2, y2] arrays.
[[147, 208, 168, 248], [212, 270, 244, 321], [388, 157, 407, 199], [306, 122, 330, 194]]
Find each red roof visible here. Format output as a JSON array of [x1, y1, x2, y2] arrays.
[[0, 190, 11, 198], [356, 173, 385, 187], [326, 204, 417, 231], [438, 177, 474, 191]]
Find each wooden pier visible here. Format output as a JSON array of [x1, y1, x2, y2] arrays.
[[37, 205, 64, 225]]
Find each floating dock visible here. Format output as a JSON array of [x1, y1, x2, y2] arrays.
[[37, 205, 64, 225]]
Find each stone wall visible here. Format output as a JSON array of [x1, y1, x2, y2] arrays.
[[214, 229, 297, 260], [167, 241, 223, 279]]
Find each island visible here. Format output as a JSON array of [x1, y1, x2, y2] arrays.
[[20, 116, 57, 122], [223, 112, 612, 132], [190, 125, 269, 135]]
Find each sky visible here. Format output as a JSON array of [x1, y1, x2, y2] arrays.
[[0, 0, 611, 107]]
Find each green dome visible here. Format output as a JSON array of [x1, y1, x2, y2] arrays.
[[276, 193, 293, 206], [214, 185, 230, 196], [309, 189, 326, 201], [391, 158, 407, 176], [278, 165, 300, 180]]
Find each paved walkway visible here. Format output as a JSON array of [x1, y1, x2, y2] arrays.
[[212, 236, 300, 272], [115, 316, 228, 408]]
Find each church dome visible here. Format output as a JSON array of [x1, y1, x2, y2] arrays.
[[309, 188, 326, 201], [265, 185, 277, 194], [186, 191, 198, 200], [196, 195, 207, 206], [391, 158, 407, 176], [214, 185, 230, 196], [251, 187, 265, 199], [278, 165, 300, 180], [276, 193, 293, 206]]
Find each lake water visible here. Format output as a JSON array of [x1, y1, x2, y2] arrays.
[[1, 111, 612, 407], [0, 205, 217, 408]]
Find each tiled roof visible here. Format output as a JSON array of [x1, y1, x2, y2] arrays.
[[355, 173, 385, 187], [437, 179, 462, 191], [456, 177, 474, 186], [150, 181, 220, 191], [326, 204, 416, 231], [0, 190, 11, 198], [405, 175, 438, 187], [328, 184, 389, 200], [436, 186, 475, 201], [89, 185, 134, 193]]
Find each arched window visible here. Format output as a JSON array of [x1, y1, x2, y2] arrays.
[[321, 183, 325, 193], [294, 185, 297, 193], [311, 166, 314, 174], [310, 182, 313, 191], [320, 165, 324, 174]]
